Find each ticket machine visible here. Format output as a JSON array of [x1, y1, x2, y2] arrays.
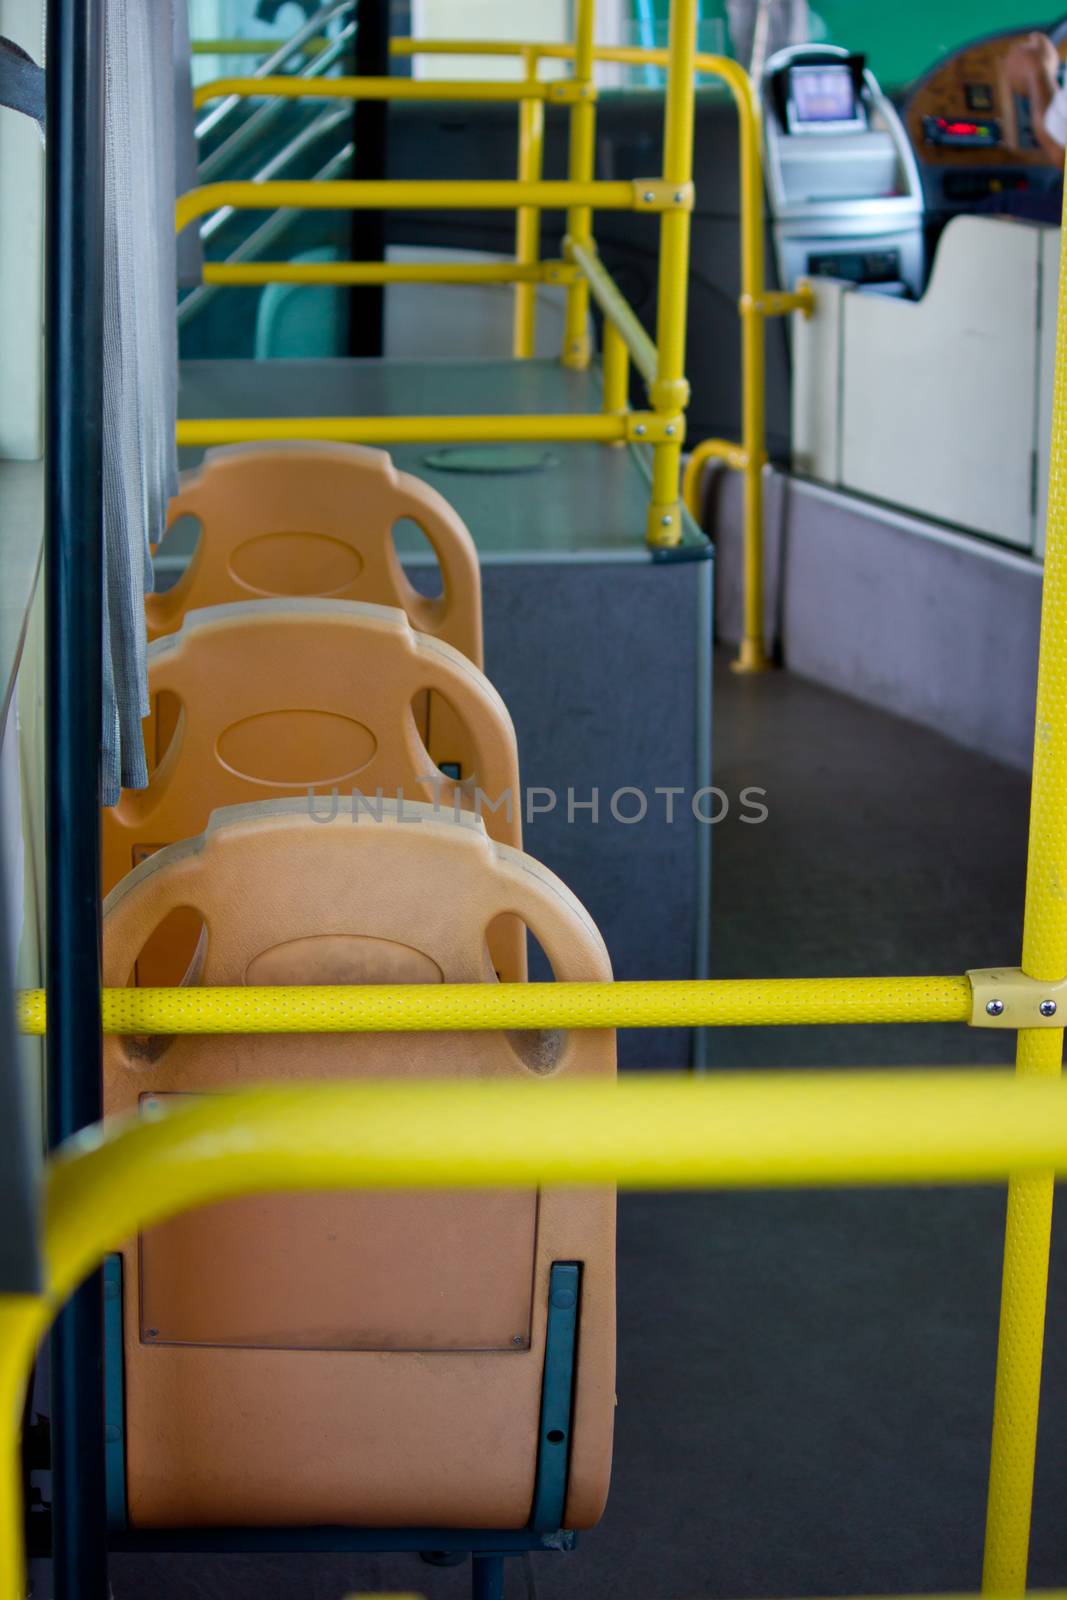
[[762, 45, 925, 297]]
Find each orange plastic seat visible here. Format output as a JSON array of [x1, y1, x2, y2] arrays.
[[149, 442, 482, 772], [102, 798, 616, 1531], [149, 442, 482, 661], [103, 598, 525, 980]]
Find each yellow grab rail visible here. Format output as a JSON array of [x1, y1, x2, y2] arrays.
[[561, 0, 597, 371], [201, 259, 563, 287], [191, 36, 330, 56], [565, 239, 658, 385], [176, 178, 640, 233], [981, 179, 1067, 1596], [645, 0, 699, 546], [193, 73, 557, 109], [174, 411, 653, 448], [4, 1071, 1067, 1599], [513, 46, 545, 359], [15, 974, 973, 1036]]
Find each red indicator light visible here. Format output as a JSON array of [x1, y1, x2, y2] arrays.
[[943, 118, 983, 135]]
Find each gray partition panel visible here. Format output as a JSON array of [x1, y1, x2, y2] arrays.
[[708, 464, 1041, 773]]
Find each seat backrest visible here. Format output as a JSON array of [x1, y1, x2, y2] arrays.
[[148, 442, 483, 670], [104, 599, 524, 980], [102, 799, 615, 1533]]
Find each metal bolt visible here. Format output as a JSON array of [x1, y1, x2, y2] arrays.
[[1040, 998, 1058, 1018], [986, 999, 1005, 1017], [145, 1328, 158, 1339], [634, 423, 646, 436], [643, 190, 655, 203], [674, 190, 684, 202], [665, 424, 676, 436], [660, 514, 673, 527], [512, 1334, 524, 1346]]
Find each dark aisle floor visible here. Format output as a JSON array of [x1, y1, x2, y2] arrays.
[[102, 655, 1067, 1600]]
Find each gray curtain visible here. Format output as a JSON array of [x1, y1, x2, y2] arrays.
[[100, 0, 195, 805]]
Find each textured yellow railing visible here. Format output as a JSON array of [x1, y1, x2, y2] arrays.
[[15, 975, 973, 1036], [4, 1073, 1067, 1599], [981, 179, 1067, 1593]]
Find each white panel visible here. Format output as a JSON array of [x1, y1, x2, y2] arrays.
[[840, 216, 1041, 548], [790, 275, 848, 484], [1035, 228, 1061, 561], [411, 0, 570, 79], [0, 0, 44, 460]]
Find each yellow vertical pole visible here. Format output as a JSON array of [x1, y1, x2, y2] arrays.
[[733, 69, 771, 671], [602, 317, 630, 420], [561, 0, 596, 370], [0, 1298, 44, 1600], [981, 189, 1067, 1594], [513, 48, 544, 359], [646, 0, 698, 547]]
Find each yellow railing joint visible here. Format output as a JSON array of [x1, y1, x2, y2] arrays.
[[968, 969, 1067, 1030], [545, 79, 597, 104], [632, 177, 694, 212], [649, 375, 691, 414], [626, 411, 685, 446], [647, 500, 684, 548]]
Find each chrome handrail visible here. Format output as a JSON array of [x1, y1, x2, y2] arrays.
[[199, 106, 352, 242], [194, 0, 355, 143], [198, 20, 356, 181], [178, 136, 354, 328]]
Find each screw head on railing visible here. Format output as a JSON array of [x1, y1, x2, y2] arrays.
[[660, 513, 673, 527], [634, 423, 646, 436], [643, 190, 655, 203], [665, 423, 676, 436], [986, 998, 1005, 1017], [1040, 998, 1058, 1018], [674, 190, 684, 202]]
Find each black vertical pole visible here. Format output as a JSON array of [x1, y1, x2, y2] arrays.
[[347, 0, 389, 357], [45, 0, 108, 1594]]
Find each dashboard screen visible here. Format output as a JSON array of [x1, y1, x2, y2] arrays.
[[790, 64, 857, 124]]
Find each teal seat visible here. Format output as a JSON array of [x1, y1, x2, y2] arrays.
[[253, 245, 346, 359]]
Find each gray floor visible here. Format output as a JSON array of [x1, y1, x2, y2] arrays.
[[97, 654, 1066, 1599]]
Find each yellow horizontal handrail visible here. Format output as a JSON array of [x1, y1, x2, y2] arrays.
[[390, 38, 557, 58], [2, 1071, 1066, 1598], [191, 36, 330, 56], [683, 436, 754, 512], [566, 237, 658, 387], [15, 975, 973, 1035], [42, 1072, 1067, 1296], [201, 259, 568, 287], [193, 73, 553, 109], [175, 411, 637, 447], [176, 179, 637, 232]]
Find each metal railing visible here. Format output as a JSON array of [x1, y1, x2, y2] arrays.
[[193, 0, 354, 143], [196, 22, 356, 183], [178, 5, 812, 548]]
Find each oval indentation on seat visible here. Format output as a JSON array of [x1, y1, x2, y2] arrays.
[[246, 934, 444, 987], [229, 532, 363, 596], [216, 711, 377, 786]]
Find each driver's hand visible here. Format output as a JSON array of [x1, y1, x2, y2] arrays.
[[1006, 30, 1060, 82]]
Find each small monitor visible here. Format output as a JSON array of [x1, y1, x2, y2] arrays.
[[786, 63, 865, 133]]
